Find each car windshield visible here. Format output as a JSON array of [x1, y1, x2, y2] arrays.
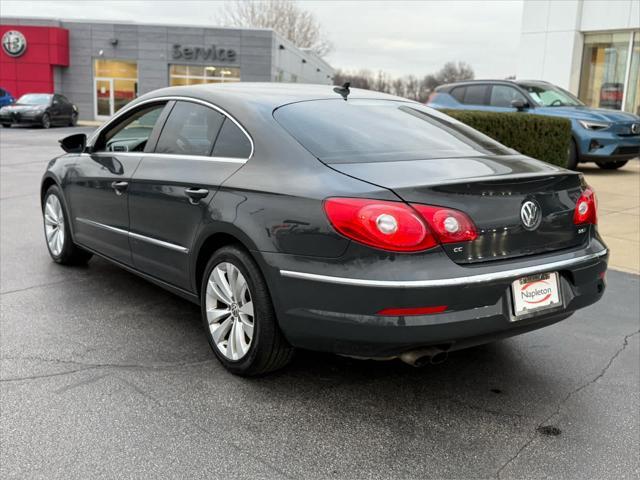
[[16, 94, 52, 105], [274, 99, 514, 163], [519, 83, 583, 107]]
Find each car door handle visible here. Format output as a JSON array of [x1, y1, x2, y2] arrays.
[[184, 187, 209, 205], [111, 181, 128, 195]]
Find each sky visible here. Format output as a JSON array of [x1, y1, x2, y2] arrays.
[[2, 0, 524, 79]]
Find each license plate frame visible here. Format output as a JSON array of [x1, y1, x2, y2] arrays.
[[511, 272, 562, 319]]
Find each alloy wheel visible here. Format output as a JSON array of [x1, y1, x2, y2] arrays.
[[44, 194, 65, 256], [205, 262, 255, 361], [42, 114, 51, 129]]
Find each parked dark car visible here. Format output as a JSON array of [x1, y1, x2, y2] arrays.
[[41, 84, 608, 375], [0, 93, 78, 128], [0, 87, 14, 107], [428, 80, 640, 170]]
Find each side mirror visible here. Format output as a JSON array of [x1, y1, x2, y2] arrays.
[[511, 99, 529, 111], [59, 133, 87, 153]]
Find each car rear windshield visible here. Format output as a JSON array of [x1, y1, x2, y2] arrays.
[[273, 99, 514, 163]]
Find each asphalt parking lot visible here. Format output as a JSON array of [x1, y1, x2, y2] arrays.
[[1, 125, 639, 479]]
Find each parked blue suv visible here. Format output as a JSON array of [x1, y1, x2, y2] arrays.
[[427, 80, 640, 170], [0, 88, 14, 108]]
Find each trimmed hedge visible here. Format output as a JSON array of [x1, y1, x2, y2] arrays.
[[441, 109, 572, 168]]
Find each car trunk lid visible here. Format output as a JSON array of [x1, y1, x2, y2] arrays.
[[327, 155, 587, 264]]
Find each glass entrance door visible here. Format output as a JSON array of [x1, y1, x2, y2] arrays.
[[93, 60, 138, 119], [95, 78, 113, 119]]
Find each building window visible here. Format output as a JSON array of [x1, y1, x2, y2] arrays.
[[625, 33, 639, 115], [578, 31, 639, 114], [93, 59, 138, 118], [169, 65, 240, 86]]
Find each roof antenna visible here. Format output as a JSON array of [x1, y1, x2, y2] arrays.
[[333, 82, 350, 101]]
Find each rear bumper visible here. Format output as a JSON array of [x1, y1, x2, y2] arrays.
[[258, 239, 608, 357]]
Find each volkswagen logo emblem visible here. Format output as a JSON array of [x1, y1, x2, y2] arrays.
[[2, 30, 27, 58], [632, 123, 640, 135], [521, 200, 542, 230]]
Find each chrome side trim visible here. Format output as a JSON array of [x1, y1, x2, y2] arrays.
[[128, 231, 189, 253], [279, 249, 608, 288], [75, 218, 189, 254], [76, 217, 128, 236], [90, 151, 247, 164], [87, 95, 254, 160]]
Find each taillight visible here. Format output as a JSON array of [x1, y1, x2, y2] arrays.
[[411, 204, 478, 243], [323, 198, 477, 252], [323, 198, 436, 252], [573, 187, 597, 225]]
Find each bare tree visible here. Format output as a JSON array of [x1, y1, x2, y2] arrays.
[[333, 69, 374, 90], [334, 61, 474, 102], [435, 61, 474, 85], [392, 78, 406, 98], [218, 0, 333, 56]]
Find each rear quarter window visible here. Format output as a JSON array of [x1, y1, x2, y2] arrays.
[[451, 87, 466, 103], [212, 118, 252, 159]]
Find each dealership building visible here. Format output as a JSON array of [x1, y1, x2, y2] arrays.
[[517, 0, 639, 114], [0, 17, 334, 121]]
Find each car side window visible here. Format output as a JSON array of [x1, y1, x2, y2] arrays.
[[155, 101, 225, 156], [212, 118, 252, 159], [462, 85, 489, 105], [451, 87, 466, 103], [489, 85, 527, 108], [96, 104, 166, 153]]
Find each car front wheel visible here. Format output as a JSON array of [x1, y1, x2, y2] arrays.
[[596, 160, 628, 170], [43, 185, 93, 265], [200, 245, 293, 376]]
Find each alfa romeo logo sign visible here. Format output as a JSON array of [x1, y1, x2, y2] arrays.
[[2, 30, 27, 57]]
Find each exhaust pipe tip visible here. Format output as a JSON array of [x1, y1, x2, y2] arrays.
[[399, 347, 449, 367]]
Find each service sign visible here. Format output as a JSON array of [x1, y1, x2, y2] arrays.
[[2, 30, 27, 57]]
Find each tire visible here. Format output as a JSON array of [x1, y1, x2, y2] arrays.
[[596, 160, 628, 170], [200, 245, 294, 376], [41, 113, 51, 129], [43, 185, 93, 265], [566, 138, 579, 170], [1, 123, 10, 128], [69, 112, 78, 127]]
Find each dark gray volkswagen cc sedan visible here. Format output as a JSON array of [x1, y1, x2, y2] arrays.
[[41, 83, 608, 375]]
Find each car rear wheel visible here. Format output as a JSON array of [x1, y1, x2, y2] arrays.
[[200, 245, 294, 376], [596, 160, 628, 170], [1, 123, 10, 128], [43, 185, 93, 265], [567, 139, 579, 170], [41, 113, 51, 129], [69, 112, 78, 126]]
